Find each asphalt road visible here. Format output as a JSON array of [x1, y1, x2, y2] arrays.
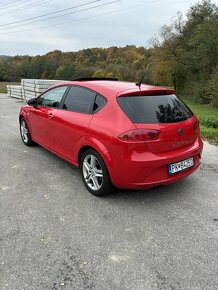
[[0, 95, 218, 290]]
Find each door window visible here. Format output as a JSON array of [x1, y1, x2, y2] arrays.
[[93, 94, 107, 113], [38, 86, 68, 108], [63, 86, 96, 114]]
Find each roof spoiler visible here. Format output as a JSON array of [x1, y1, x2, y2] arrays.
[[72, 77, 118, 81]]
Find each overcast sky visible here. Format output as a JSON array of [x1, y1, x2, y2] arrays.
[[0, 0, 217, 56]]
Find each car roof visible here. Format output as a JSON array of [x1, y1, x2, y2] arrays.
[[52, 80, 176, 98]]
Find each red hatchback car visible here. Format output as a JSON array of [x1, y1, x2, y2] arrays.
[[19, 78, 203, 196]]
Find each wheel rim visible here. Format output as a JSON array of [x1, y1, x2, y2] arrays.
[[82, 154, 103, 191], [20, 120, 29, 143]]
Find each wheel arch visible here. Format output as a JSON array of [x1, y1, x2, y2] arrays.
[[76, 137, 114, 172], [78, 146, 93, 165], [19, 109, 33, 134], [19, 109, 29, 124], [19, 114, 25, 123]]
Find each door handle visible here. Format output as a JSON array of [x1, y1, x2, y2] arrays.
[[48, 113, 54, 119]]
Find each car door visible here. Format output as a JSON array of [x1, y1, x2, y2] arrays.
[[28, 85, 68, 150], [53, 85, 96, 161]]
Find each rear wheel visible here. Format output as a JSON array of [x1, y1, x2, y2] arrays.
[[20, 117, 34, 146], [80, 149, 113, 196]]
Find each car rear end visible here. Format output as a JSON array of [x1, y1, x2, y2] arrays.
[[108, 89, 203, 189]]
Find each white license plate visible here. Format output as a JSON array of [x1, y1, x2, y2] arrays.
[[168, 157, 194, 175]]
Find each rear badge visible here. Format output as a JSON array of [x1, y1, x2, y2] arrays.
[[178, 128, 184, 136]]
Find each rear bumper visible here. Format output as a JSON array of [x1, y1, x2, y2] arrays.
[[109, 137, 203, 189]]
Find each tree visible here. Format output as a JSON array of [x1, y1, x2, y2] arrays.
[[207, 67, 218, 107], [151, 0, 218, 103]]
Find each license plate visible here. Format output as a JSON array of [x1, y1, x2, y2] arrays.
[[168, 157, 194, 175]]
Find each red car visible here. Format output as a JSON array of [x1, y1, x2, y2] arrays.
[[19, 78, 203, 196]]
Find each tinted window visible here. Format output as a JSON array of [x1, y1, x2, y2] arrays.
[[93, 94, 107, 113], [63, 86, 96, 114], [38, 86, 68, 108], [118, 94, 193, 124]]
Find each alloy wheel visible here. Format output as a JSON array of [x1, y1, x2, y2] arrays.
[[82, 154, 103, 191], [20, 120, 29, 143]]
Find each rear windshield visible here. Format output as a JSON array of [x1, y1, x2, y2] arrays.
[[117, 94, 193, 124]]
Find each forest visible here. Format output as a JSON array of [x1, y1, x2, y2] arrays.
[[0, 0, 217, 106]]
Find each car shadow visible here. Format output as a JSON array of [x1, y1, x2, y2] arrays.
[[32, 144, 194, 204], [104, 177, 194, 208]]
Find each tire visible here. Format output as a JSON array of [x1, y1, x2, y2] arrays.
[[20, 117, 34, 146], [80, 149, 113, 196]]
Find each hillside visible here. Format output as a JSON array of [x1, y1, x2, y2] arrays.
[[0, 55, 11, 60]]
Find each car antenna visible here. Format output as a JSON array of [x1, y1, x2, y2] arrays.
[[136, 75, 146, 87]]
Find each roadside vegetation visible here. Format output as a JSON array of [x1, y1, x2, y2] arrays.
[[0, 82, 19, 93], [0, 82, 8, 93], [182, 98, 218, 143]]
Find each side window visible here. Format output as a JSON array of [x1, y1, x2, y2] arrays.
[[93, 94, 107, 113], [63, 86, 96, 114], [38, 86, 68, 108]]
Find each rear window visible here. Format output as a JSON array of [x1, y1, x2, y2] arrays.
[[117, 94, 193, 124]]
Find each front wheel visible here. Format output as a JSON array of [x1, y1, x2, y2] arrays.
[[80, 149, 113, 196], [20, 117, 34, 146]]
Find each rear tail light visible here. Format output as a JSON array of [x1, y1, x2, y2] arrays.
[[193, 120, 199, 131], [118, 129, 160, 142]]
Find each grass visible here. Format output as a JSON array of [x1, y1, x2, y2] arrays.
[[0, 81, 20, 93], [182, 97, 218, 144]]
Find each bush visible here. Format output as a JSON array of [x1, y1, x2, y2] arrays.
[[200, 118, 218, 129], [192, 82, 211, 104], [0, 87, 7, 93]]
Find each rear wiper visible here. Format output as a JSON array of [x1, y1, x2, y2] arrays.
[[175, 116, 188, 121]]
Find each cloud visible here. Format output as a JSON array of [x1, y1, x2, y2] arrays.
[[0, 0, 217, 55]]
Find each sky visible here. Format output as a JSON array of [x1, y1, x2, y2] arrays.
[[0, 0, 217, 56]]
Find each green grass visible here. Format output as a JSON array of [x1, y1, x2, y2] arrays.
[[0, 81, 20, 93], [182, 97, 218, 144]]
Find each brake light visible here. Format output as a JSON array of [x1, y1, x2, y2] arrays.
[[193, 120, 199, 131], [118, 129, 160, 142]]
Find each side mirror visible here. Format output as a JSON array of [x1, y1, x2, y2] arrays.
[[27, 98, 37, 107]]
